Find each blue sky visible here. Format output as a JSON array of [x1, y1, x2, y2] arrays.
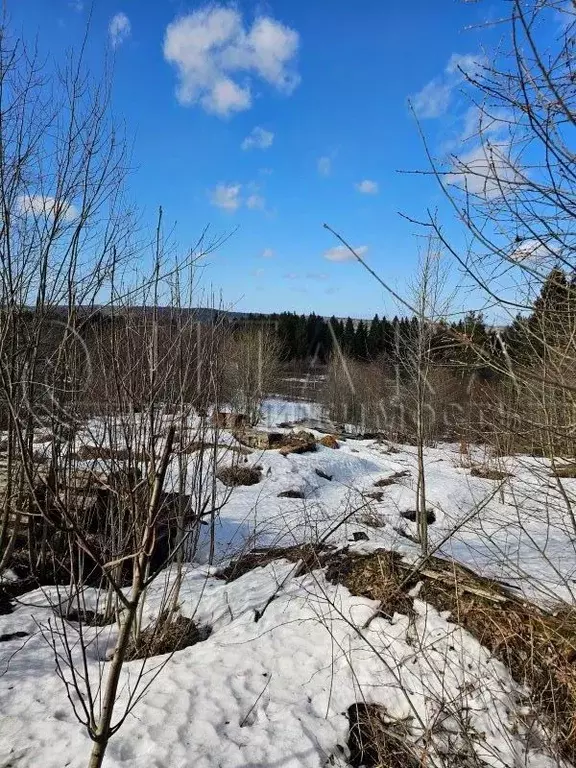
[[13, 0, 505, 318]]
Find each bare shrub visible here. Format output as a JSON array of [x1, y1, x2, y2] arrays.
[[221, 327, 281, 425]]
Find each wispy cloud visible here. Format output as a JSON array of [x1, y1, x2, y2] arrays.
[[317, 156, 331, 176], [261, 248, 275, 258], [16, 194, 78, 222], [355, 179, 379, 195], [445, 140, 522, 199], [210, 183, 242, 211], [323, 244, 368, 263], [163, 6, 300, 117], [306, 272, 329, 280], [246, 193, 266, 210], [109, 12, 131, 48], [242, 127, 274, 150], [411, 52, 484, 119]]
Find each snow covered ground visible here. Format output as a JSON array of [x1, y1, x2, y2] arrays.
[[1, 396, 575, 767]]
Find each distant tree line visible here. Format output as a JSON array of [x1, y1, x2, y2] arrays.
[[227, 267, 575, 378]]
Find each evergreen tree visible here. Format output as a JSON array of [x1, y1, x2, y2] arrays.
[[367, 314, 382, 359], [354, 320, 369, 359], [342, 317, 355, 355]]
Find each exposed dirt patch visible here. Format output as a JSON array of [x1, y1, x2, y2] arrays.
[[216, 466, 262, 487], [347, 703, 421, 768], [470, 466, 511, 480], [64, 608, 114, 627], [400, 508, 436, 525], [216, 544, 332, 583], [124, 614, 212, 661], [374, 471, 409, 487], [277, 490, 305, 499], [0, 630, 28, 643]]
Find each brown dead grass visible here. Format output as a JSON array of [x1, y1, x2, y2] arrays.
[[216, 542, 576, 763], [329, 548, 576, 764], [216, 466, 262, 486], [179, 441, 252, 456], [325, 550, 414, 620], [552, 463, 576, 478], [374, 470, 409, 487], [357, 509, 387, 528], [124, 614, 212, 660], [347, 703, 421, 768], [216, 544, 331, 582], [470, 466, 511, 480], [417, 575, 576, 762], [75, 445, 144, 462]]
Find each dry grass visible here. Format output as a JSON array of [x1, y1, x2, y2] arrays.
[[417, 576, 576, 763], [552, 463, 576, 478], [179, 441, 251, 456], [215, 542, 576, 763], [216, 544, 331, 582], [374, 471, 409, 488], [357, 509, 387, 528], [470, 466, 511, 480], [325, 550, 414, 620], [216, 466, 262, 487], [328, 548, 576, 764], [75, 445, 138, 461], [347, 703, 421, 768], [124, 614, 212, 661]]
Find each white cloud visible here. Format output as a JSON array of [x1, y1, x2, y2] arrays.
[[261, 248, 275, 258], [109, 12, 131, 48], [209, 183, 267, 212], [163, 6, 299, 117], [317, 156, 331, 176], [16, 194, 78, 222], [445, 140, 522, 199], [411, 79, 453, 119], [411, 52, 484, 119], [355, 179, 379, 195], [323, 244, 368, 263], [70, 0, 84, 11], [210, 183, 242, 211], [251, 268, 265, 277], [246, 193, 265, 210], [509, 238, 558, 263], [445, 53, 484, 78], [242, 127, 274, 150], [306, 272, 329, 280], [284, 272, 299, 280]]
